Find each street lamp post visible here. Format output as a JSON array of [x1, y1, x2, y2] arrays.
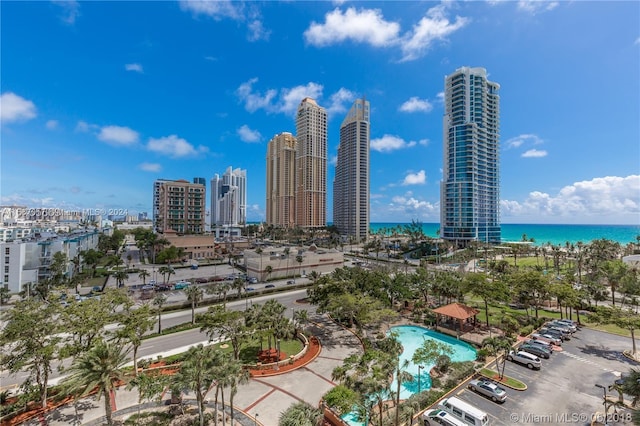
[[254, 413, 259, 426], [595, 384, 609, 414], [418, 365, 424, 393]]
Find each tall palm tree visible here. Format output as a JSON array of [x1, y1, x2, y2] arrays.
[[173, 344, 224, 426], [226, 357, 250, 425], [185, 285, 204, 324], [482, 336, 514, 380], [113, 270, 128, 288], [265, 265, 273, 282], [138, 269, 150, 285], [153, 294, 167, 334], [61, 340, 128, 426], [296, 254, 303, 281]]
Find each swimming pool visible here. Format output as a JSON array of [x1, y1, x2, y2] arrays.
[[341, 325, 477, 425]]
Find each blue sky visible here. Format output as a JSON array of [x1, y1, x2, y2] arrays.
[[1, 0, 639, 225]]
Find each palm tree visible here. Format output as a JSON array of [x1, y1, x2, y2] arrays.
[[482, 336, 514, 380], [113, 304, 155, 376], [138, 269, 150, 285], [61, 340, 128, 426], [296, 254, 303, 281], [256, 247, 264, 281], [158, 266, 171, 284], [265, 265, 273, 282], [173, 344, 224, 426], [279, 401, 324, 426], [185, 285, 204, 324], [232, 277, 245, 300], [293, 309, 310, 334], [226, 357, 250, 425], [113, 270, 128, 288], [153, 294, 167, 334]]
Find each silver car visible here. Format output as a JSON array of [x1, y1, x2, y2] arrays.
[[467, 379, 507, 403]]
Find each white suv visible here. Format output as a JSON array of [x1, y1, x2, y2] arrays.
[[507, 350, 541, 369]]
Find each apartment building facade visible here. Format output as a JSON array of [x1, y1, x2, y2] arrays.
[[153, 178, 206, 234]]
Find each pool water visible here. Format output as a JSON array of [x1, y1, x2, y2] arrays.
[[341, 325, 477, 425]]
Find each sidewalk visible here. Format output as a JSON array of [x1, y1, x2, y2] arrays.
[[20, 314, 363, 426]]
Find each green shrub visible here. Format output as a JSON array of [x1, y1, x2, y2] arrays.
[[436, 355, 451, 374], [323, 385, 359, 415], [476, 348, 489, 362], [519, 325, 534, 336]]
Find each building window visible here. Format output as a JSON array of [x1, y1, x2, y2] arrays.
[[4, 248, 9, 255], [4, 266, 8, 273]]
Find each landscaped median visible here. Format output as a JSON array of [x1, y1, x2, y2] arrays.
[[478, 368, 527, 391]]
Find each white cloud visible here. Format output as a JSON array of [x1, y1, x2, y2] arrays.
[[304, 5, 468, 62], [97, 125, 139, 146], [329, 155, 338, 166], [46, 120, 59, 130], [436, 92, 445, 103], [279, 83, 324, 115], [326, 88, 357, 115], [236, 78, 278, 113], [139, 162, 162, 172], [501, 175, 640, 224], [0, 92, 37, 124], [236, 78, 349, 116], [385, 193, 439, 218], [371, 134, 418, 153], [247, 19, 270, 42], [505, 133, 543, 149], [402, 170, 426, 185], [178, 0, 241, 20], [304, 7, 401, 47], [517, 0, 559, 14], [125, 63, 144, 73], [521, 149, 548, 158], [237, 125, 262, 143], [147, 135, 208, 158], [399, 5, 470, 62], [52, 0, 80, 25], [399, 96, 433, 113], [75, 120, 93, 132]]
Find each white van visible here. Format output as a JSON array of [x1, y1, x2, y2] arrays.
[[438, 397, 489, 426], [422, 408, 467, 426]]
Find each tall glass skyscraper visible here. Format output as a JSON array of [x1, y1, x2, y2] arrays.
[[210, 166, 247, 227], [295, 97, 327, 229], [333, 97, 370, 242], [441, 67, 501, 245]]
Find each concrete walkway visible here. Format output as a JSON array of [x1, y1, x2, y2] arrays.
[[23, 313, 363, 426]]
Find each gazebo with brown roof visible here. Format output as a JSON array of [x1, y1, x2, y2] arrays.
[[432, 302, 480, 332]]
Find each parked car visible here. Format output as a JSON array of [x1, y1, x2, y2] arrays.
[[156, 284, 172, 291], [245, 287, 255, 291], [547, 321, 576, 333], [195, 277, 209, 284], [507, 350, 542, 369], [149, 280, 157, 286], [286, 280, 295, 285], [540, 327, 570, 340], [524, 339, 553, 351], [519, 343, 552, 359], [91, 286, 103, 294], [174, 281, 190, 290], [467, 379, 507, 403], [421, 408, 467, 426], [556, 319, 579, 329], [265, 284, 275, 288], [531, 333, 562, 346]]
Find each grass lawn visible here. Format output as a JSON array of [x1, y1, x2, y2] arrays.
[[465, 298, 633, 338], [479, 368, 527, 390]]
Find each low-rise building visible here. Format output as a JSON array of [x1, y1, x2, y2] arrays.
[[244, 244, 344, 281]]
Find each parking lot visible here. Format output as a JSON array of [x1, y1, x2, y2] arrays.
[[446, 327, 637, 425]]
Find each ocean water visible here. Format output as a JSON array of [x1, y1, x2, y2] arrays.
[[369, 223, 640, 246]]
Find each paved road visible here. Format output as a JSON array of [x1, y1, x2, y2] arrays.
[[0, 289, 314, 390], [448, 327, 637, 426]]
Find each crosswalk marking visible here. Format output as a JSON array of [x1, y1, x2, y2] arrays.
[[559, 351, 615, 373]]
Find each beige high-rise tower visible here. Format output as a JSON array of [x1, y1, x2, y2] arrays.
[[266, 132, 297, 228], [153, 178, 206, 234], [295, 98, 327, 229]]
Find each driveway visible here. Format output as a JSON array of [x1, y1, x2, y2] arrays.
[[444, 327, 637, 425]]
